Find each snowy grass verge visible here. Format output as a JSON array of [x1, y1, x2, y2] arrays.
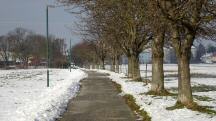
[[0, 69, 87, 121], [95, 69, 216, 121], [112, 81, 151, 121]]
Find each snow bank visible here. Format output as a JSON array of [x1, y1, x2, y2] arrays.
[[0, 69, 87, 121]]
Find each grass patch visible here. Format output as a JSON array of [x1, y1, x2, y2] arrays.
[[196, 106, 216, 115], [192, 84, 216, 92], [104, 73, 110, 76], [165, 73, 216, 78], [131, 77, 143, 82], [142, 79, 151, 85], [146, 90, 177, 96], [170, 94, 215, 102], [120, 77, 132, 79], [124, 94, 151, 121], [169, 84, 216, 92], [112, 82, 151, 121], [167, 102, 216, 115], [194, 95, 215, 101], [112, 82, 122, 93], [166, 101, 185, 110], [165, 78, 177, 81], [126, 78, 150, 85]]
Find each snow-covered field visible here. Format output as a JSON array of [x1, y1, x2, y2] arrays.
[[99, 64, 216, 121], [0, 69, 87, 121]]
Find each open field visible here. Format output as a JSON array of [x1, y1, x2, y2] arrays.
[[0, 69, 87, 121]]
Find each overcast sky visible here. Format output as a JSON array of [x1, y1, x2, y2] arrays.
[[0, 0, 81, 47]]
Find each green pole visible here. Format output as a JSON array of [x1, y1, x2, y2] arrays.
[[70, 39, 72, 72], [46, 5, 50, 87]]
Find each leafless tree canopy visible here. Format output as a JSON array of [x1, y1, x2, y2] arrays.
[[0, 28, 68, 68], [60, 0, 216, 107]]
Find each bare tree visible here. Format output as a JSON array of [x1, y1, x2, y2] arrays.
[[71, 41, 99, 68], [24, 34, 47, 68], [73, 0, 152, 81], [0, 36, 11, 67], [144, 1, 168, 94], [156, 0, 216, 106], [50, 38, 67, 68], [7, 28, 34, 68]]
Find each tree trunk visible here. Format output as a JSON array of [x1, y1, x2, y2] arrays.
[[97, 64, 99, 69], [128, 56, 133, 78], [151, 32, 165, 93], [115, 56, 119, 73], [171, 25, 194, 106], [177, 52, 193, 105], [111, 56, 115, 72], [4, 56, 9, 69], [93, 64, 96, 69], [131, 54, 141, 81], [176, 33, 194, 105], [101, 58, 105, 70]]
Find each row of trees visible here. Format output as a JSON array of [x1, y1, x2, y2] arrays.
[[0, 28, 68, 68], [71, 41, 99, 67], [60, 0, 216, 108]]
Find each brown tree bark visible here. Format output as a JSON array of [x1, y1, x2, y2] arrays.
[[115, 55, 120, 73], [172, 26, 194, 106], [177, 52, 193, 105], [131, 54, 142, 81], [128, 55, 133, 78], [101, 58, 105, 70], [111, 56, 115, 72], [151, 32, 166, 94]]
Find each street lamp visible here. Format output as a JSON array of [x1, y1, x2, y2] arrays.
[[46, 5, 50, 87], [46, 4, 64, 87]]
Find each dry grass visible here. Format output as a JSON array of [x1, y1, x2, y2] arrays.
[[166, 101, 216, 115], [112, 82, 151, 121], [146, 90, 176, 96]]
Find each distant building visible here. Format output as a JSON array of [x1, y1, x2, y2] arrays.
[[28, 57, 47, 67]]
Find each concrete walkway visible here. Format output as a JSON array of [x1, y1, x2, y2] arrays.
[[57, 71, 136, 121]]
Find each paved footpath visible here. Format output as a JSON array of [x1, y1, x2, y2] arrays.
[[57, 71, 136, 121]]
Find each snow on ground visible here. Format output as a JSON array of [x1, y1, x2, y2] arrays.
[[98, 64, 216, 121], [0, 69, 87, 121], [114, 64, 216, 77]]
